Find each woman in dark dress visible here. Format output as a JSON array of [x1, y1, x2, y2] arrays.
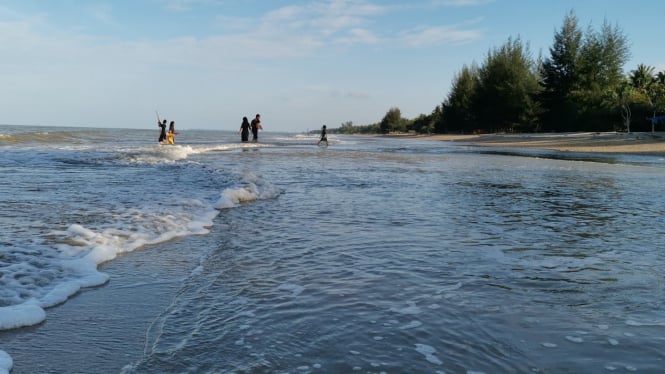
[[158, 119, 167, 143], [239, 117, 250, 142]]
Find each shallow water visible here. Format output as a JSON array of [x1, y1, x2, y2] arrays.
[[2, 126, 665, 373]]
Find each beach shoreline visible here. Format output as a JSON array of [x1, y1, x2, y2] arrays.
[[385, 131, 665, 155], [0, 236, 203, 374]]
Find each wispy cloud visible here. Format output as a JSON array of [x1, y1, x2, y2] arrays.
[[0, 0, 485, 74], [213, 0, 482, 53], [334, 28, 380, 45], [258, 0, 386, 42], [399, 24, 483, 47]]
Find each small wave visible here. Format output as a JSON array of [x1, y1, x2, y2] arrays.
[[215, 172, 282, 209], [625, 319, 665, 327], [118, 143, 263, 165], [0, 166, 281, 334], [0, 203, 218, 332]]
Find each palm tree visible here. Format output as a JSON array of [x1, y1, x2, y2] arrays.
[[630, 64, 655, 90], [656, 71, 665, 86]]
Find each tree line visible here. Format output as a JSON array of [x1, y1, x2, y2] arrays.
[[330, 11, 665, 135]]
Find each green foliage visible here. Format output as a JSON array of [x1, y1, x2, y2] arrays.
[[333, 120, 380, 134], [630, 64, 656, 90], [442, 64, 479, 132], [328, 10, 658, 135], [379, 107, 407, 133], [472, 37, 542, 133], [539, 10, 583, 131]]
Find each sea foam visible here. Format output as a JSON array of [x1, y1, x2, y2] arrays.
[[0, 302, 46, 330], [0, 349, 12, 374]]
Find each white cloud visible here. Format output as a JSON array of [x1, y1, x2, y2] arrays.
[[399, 25, 483, 47], [334, 28, 381, 45], [0, 1, 489, 130]]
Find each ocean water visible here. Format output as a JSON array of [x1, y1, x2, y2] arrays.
[[1, 125, 665, 373]]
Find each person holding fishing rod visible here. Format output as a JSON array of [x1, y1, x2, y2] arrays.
[[157, 111, 167, 143]]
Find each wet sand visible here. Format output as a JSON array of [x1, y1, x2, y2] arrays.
[[416, 132, 665, 154], [0, 236, 203, 374]]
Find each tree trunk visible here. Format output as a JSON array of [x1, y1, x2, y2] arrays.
[[621, 104, 631, 133]]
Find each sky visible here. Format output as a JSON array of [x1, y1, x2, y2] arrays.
[[2, 0, 665, 132]]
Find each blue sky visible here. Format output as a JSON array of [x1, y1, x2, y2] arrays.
[[1, 0, 664, 132]]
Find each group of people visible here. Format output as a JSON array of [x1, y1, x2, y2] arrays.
[[157, 115, 177, 144], [239, 114, 263, 142], [156, 112, 328, 146]]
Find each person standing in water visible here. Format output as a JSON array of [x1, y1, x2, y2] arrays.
[[167, 121, 176, 144], [317, 125, 328, 146], [250, 114, 262, 143], [239, 116, 250, 142], [158, 119, 167, 143]]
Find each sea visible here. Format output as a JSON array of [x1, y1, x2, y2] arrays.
[[1, 124, 665, 373]]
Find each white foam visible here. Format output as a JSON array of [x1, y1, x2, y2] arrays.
[[0, 350, 12, 374], [0, 302, 46, 330], [626, 318, 665, 327], [414, 343, 442, 365], [0, 198, 222, 332], [565, 336, 584, 343], [1, 152, 281, 342], [215, 186, 260, 209], [123, 143, 247, 165], [214, 181, 281, 209], [40, 280, 84, 308]]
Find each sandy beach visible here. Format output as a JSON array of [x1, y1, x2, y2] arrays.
[[415, 131, 665, 154]]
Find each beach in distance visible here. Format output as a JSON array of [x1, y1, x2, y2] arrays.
[[408, 131, 665, 154]]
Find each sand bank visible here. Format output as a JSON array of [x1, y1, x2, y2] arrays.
[[416, 132, 665, 154]]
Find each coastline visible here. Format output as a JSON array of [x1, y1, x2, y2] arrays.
[[412, 132, 665, 155], [0, 236, 204, 374]]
